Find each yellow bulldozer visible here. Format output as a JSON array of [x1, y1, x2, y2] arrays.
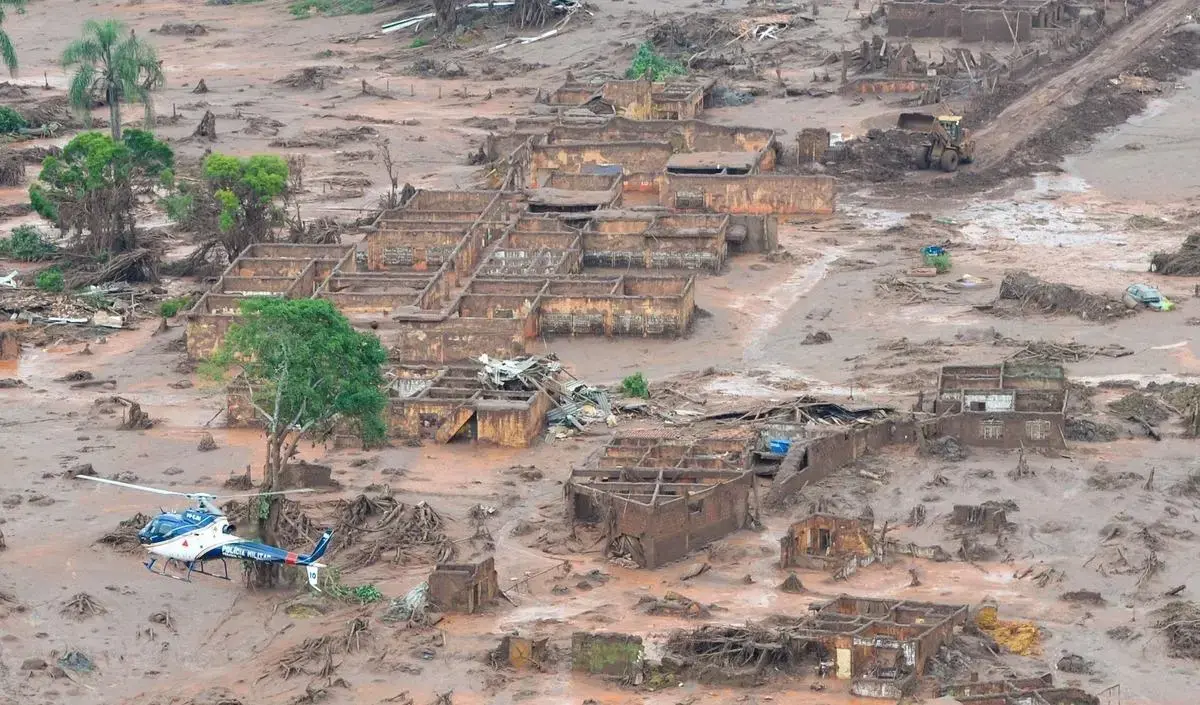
[[897, 112, 975, 172]]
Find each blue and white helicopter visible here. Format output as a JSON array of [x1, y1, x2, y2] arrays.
[[78, 475, 333, 590]]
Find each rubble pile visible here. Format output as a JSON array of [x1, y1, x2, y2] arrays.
[[478, 354, 613, 431], [998, 271, 1130, 321]]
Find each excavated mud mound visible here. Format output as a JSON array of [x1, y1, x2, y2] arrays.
[[823, 129, 929, 183]]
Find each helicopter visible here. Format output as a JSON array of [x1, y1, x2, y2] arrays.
[[77, 475, 333, 590]]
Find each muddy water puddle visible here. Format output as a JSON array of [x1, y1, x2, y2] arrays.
[[1065, 69, 1200, 203]]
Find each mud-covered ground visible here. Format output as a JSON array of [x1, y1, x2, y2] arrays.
[[4, 0, 1200, 704]]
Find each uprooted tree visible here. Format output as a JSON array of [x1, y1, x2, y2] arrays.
[[167, 153, 290, 260], [29, 129, 173, 283], [208, 297, 387, 587]]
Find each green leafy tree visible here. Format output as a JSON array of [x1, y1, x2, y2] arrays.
[[209, 297, 387, 587], [63, 19, 165, 141], [30, 129, 173, 255], [171, 153, 289, 259], [0, 0, 25, 76]]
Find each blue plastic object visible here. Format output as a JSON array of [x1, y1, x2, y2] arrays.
[[768, 439, 792, 454]]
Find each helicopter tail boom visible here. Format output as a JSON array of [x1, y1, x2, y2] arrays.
[[299, 529, 333, 564]]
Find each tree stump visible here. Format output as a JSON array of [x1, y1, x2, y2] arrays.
[[115, 396, 153, 430], [192, 78, 209, 94], [192, 110, 217, 141]]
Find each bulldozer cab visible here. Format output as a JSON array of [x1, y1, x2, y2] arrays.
[[937, 116, 964, 142]]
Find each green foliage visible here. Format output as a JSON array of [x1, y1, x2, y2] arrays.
[[928, 253, 951, 273], [625, 43, 685, 81], [159, 296, 192, 318], [318, 567, 383, 602], [0, 0, 26, 76], [289, 0, 373, 18], [160, 192, 194, 223], [410, 37, 428, 49], [62, 19, 165, 141], [621, 372, 650, 399], [0, 105, 26, 133], [36, 267, 64, 292], [30, 129, 173, 253], [0, 224, 56, 261], [176, 153, 289, 257], [211, 297, 388, 445]]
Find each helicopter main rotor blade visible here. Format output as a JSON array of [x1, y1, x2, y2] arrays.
[[75, 475, 192, 497], [215, 489, 316, 499]]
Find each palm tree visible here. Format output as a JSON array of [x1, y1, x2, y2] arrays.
[[63, 19, 165, 141], [0, 0, 25, 75]]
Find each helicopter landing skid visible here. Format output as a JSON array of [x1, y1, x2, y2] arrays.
[[146, 557, 232, 584]]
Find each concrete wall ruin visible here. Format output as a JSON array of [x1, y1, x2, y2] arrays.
[[664, 174, 836, 215], [427, 557, 499, 613]]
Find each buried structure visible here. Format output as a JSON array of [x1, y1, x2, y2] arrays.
[[924, 362, 1067, 449], [664, 595, 969, 697]]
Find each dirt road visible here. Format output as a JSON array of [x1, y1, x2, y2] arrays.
[[972, 0, 1194, 168]]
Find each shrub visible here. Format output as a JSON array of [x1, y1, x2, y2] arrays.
[[410, 37, 428, 48], [929, 253, 951, 273], [0, 225, 57, 261], [626, 43, 685, 81], [289, 0, 373, 17], [36, 267, 64, 292], [159, 296, 193, 318], [621, 372, 650, 399], [0, 106, 27, 134]]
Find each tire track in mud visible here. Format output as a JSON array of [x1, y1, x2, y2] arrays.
[[973, 0, 1197, 169]]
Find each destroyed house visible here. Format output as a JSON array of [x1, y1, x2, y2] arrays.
[[780, 513, 874, 570], [665, 595, 967, 697], [886, 0, 1066, 42], [185, 243, 356, 359], [188, 190, 705, 364], [566, 431, 756, 568], [932, 363, 1067, 448], [503, 116, 836, 216], [385, 364, 553, 447], [546, 76, 716, 120]]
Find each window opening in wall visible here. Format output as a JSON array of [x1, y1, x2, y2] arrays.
[[981, 419, 1004, 440], [688, 498, 704, 515], [1026, 419, 1051, 441], [675, 192, 705, 209], [969, 401, 986, 412]]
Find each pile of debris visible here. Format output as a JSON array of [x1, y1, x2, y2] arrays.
[[1151, 234, 1200, 276], [0, 282, 152, 331], [1003, 338, 1133, 363], [997, 271, 1131, 321], [636, 591, 711, 619], [663, 621, 807, 683], [332, 492, 450, 570], [1153, 601, 1200, 659], [477, 354, 613, 432], [875, 274, 959, 304], [96, 512, 152, 553]]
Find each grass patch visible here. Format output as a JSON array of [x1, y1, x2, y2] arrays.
[[289, 0, 374, 18], [410, 37, 428, 48]]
